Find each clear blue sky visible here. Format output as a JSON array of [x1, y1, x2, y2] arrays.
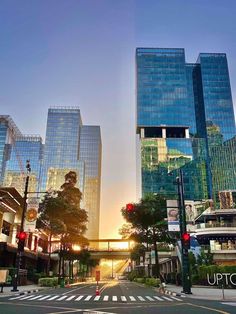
[[1, 0, 236, 237]]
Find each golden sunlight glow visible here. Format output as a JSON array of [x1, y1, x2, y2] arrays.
[[72, 244, 81, 251]]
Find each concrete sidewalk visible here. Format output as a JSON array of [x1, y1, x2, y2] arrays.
[[0, 284, 49, 297], [165, 284, 236, 301]]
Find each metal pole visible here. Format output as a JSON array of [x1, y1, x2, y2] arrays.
[[12, 160, 31, 292], [177, 169, 191, 294]]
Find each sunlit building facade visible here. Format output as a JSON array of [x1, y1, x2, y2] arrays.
[[79, 125, 102, 239], [136, 48, 236, 204], [42, 107, 101, 239]]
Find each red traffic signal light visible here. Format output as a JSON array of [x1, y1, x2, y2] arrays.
[[181, 233, 190, 250], [17, 231, 27, 241], [126, 203, 134, 212]]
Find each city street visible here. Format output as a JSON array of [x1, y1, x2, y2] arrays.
[[0, 280, 236, 314]]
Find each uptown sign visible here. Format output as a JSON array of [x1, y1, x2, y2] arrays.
[[207, 273, 236, 286]]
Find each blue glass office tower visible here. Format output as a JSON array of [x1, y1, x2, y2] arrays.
[[0, 116, 22, 185], [136, 48, 236, 204], [4, 135, 43, 195], [79, 126, 102, 239], [42, 107, 102, 239]]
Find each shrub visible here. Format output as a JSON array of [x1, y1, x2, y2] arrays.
[[145, 277, 160, 287], [135, 277, 145, 284], [38, 277, 58, 287]]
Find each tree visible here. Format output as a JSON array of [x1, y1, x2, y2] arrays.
[[121, 193, 170, 278], [38, 171, 88, 275]]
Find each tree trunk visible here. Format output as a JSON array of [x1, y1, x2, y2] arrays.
[[47, 232, 52, 275]]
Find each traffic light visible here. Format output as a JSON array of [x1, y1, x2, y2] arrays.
[[17, 231, 27, 252], [126, 203, 134, 212], [181, 233, 190, 250]]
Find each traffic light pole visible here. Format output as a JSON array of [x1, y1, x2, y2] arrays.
[[12, 160, 31, 292], [176, 169, 192, 294]]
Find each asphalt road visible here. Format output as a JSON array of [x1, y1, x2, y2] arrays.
[[0, 280, 236, 314]]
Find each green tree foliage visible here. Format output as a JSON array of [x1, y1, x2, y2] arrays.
[[121, 193, 170, 277], [38, 171, 89, 274]]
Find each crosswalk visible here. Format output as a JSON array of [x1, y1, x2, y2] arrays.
[[8, 294, 183, 303]]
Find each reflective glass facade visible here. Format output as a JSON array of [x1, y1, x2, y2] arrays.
[[42, 108, 83, 192], [0, 116, 22, 185], [4, 135, 43, 195], [42, 108, 101, 239], [79, 126, 102, 239], [136, 48, 236, 204]]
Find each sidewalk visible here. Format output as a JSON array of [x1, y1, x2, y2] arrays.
[[0, 284, 49, 298], [165, 284, 236, 301]]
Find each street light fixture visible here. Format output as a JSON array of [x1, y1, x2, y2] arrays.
[[11, 160, 31, 292]]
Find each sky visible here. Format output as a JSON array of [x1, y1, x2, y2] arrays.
[[1, 0, 236, 238]]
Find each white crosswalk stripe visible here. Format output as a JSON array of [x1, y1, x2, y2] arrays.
[[66, 295, 76, 301], [8, 294, 182, 303], [27, 295, 44, 300], [162, 296, 173, 301], [18, 295, 36, 300], [47, 295, 60, 301], [38, 295, 52, 300], [56, 295, 68, 301], [75, 295, 84, 301], [103, 295, 109, 301]]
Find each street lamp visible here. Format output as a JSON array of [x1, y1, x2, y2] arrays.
[[176, 169, 192, 294], [12, 160, 31, 292]]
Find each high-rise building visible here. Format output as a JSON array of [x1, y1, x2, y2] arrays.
[[42, 107, 102, 239], [4, 135, 43, 195], [0, 108, 102, 239], [136, 48, 236, 204]]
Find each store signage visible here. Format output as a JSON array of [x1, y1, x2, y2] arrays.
[[207, 273, 236, 286]]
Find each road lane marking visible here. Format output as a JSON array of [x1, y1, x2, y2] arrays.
[[121, 296, 127, 302], [27, 295, 44, 300], [65, 295, 76, 301], [103, 295, 109, 301], [146, 296, 155, 301], [75, 295, 84, 301], [170, 296, 182, 301], [112, 296, 117, 301], [129, 296, 136, 301], [84, 295, 93, 301], [47, 295, 60, 301], [153, 296, 164, 301], [56, 295, 68, 301], [137, 296, 145, 301], [186, 302, 230, 314], [162, 296, 173, 301], [9, 295, 35, 300], [38, 295, 52, 300], [18, 295, 37, 300], [94, 295, 101, 301]]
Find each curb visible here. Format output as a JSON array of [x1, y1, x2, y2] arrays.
[[162, 289, 186, 298]]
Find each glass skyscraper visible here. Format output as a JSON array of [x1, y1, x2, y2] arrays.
[[136, 48, 236, 204], [0, 108, 102, 239], [42, 107, 102, 239], [79, 125, 102, 239]]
